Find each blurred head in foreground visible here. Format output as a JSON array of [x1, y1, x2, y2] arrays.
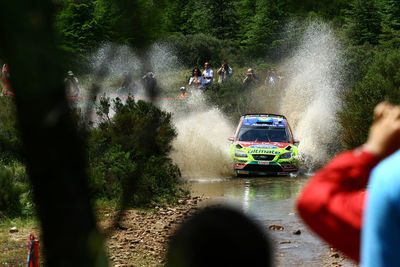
[[166, 206, 273, 267]]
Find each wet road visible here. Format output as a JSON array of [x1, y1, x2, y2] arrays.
[[189, 176, 356, 267]]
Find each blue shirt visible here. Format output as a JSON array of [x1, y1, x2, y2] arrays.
[[362, 150, 400, 267]]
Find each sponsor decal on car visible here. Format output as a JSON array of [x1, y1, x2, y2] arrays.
[[248, 149, 281, 154]]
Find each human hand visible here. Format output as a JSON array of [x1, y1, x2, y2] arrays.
[[364, 102, 400, 159]]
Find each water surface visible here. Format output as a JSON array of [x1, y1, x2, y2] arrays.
[[189, 176, 356, 266]]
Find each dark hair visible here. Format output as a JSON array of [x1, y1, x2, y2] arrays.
[[192, 68, 201, 77], [166, 206, 273, 267]]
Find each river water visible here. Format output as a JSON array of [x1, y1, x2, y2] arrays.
[[189, 176, 356, 267]]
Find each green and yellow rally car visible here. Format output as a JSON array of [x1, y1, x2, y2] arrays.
[[229, 114, 299, 176]]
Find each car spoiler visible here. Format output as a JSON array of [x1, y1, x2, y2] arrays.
[[242, 113, 287, 120]]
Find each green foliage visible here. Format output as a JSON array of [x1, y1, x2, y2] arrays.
[[338, 49, 400, 149], [378, 0, 400, 48], [343, 0, 382, 45], [207, 79, 256, 121], [240, 0, 289, 58], [55, 0, 111, 59], [88, 97, 181, 205], [161, 33, 244, 67], [0, 167, 22, 218], [0, 96, 22, 163]]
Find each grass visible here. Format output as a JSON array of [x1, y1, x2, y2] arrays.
[[0, 216, 40, 266]]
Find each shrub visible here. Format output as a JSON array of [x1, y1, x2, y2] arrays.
[[207, 79, 260, 121], [0, 96, 23, 163], [0, 167, 22, 218], [88, 97, 181, 206]]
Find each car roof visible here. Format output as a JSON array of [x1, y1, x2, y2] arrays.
[[241, 113, 287, 120], [241, 114, 287, 128]]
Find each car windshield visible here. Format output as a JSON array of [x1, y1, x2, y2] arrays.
[[237, 126, 290, 142]]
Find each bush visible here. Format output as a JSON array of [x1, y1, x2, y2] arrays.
[[207, 79, 261, 121], [0, 96, 23, 163], [0, 167, 22, 218], [88, 97, 181, 206], [338, 48, 400, 149]]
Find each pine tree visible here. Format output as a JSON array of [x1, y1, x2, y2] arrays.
[[379, 0, 400, 47], [241, 0, 288, 57], [343, 0, 382, 45]]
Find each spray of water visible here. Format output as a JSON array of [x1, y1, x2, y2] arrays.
[[83, 21, 343, 178], [163, 92, 235, 179], [85, 43, 235, 179], [278, 21, 343, 171]]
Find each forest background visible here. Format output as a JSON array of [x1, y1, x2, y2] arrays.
[[1, 0, 400, 265]]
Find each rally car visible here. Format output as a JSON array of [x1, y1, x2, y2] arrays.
[[229, 113, 299, 176]]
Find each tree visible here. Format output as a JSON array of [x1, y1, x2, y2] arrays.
[[379, 0, 400, 48], [240, 0, 288, 57], [343, 0, 382, 45]]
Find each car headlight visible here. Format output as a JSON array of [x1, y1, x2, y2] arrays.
[[280, 152, 292, 159], [235, 150, 248, 158]]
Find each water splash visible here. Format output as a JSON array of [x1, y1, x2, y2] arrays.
[[163, 92, 235, 179], [279, 21, 343, 171]]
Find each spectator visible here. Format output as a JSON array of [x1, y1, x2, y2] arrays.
[[64, 70, 80, 97], [243, 68, 259, 86], [118, 72, 138, 96], [202, 62, 214, 89], [177, 86, 188, 100], [297, 101, 400, 263], [361, 103, 400, 266], [166, 206, 273, 267], [217, 61, 233, 83], [265, 69, 279, 87], [142, 70, 158, 98], [1, 64, 11, 94], [188, 68, 204, 91]]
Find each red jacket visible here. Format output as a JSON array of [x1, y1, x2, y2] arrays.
[[296, 148, 379, 262]]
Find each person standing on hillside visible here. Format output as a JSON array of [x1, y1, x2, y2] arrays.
[[64, 70, 80, 97], [243, 68, 259, 86], [188, 68, 204, 91], [217, 61, 233, 83], [202, 62, 213, 90]]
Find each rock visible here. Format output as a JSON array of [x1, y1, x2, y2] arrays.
[[9, 227, 18, 233], [292, 229, 301, 235], [280, 241, 292, 244], [330, 247, 338, 252], [269, 225, 284, 231]]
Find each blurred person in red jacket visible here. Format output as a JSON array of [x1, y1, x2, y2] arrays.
[[297, 101, 400, 263], [1, 63, 12, 94]]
